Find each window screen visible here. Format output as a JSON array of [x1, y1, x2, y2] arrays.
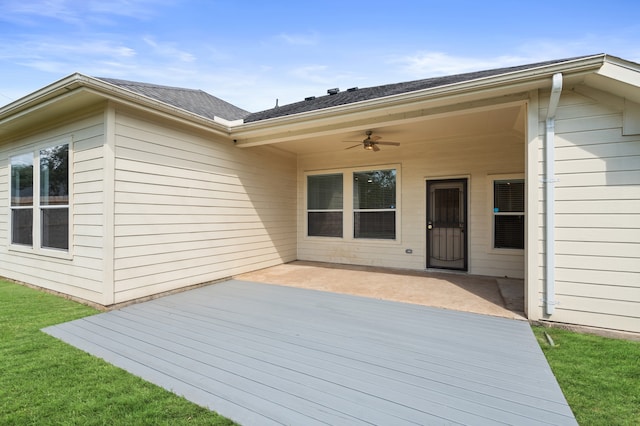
[[493, 180, 524, 249], [353, 169, 396, 239], [307, 174, 343, 237]]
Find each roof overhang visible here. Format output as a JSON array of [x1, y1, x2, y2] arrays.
[[583, 56, 640, 104], [0, 73, 234, 139], [231, 54, 614, 148]]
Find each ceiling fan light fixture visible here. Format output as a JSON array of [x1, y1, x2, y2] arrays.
[[343, 131, 400, 152]]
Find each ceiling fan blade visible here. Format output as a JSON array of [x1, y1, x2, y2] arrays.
[[369, 135, 382, 141], [345, 144, 362, 150], [376, 141, 401, 146], [372, 144, 380, 152]]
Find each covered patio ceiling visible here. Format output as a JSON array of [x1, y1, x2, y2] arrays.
[[236, 101, 526, 156]]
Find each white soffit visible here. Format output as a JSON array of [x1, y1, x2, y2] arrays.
[[584, 60, 640, 104]]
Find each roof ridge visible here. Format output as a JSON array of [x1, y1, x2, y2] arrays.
[[97, 77, 204, 93], [95, 76, 250, 120]]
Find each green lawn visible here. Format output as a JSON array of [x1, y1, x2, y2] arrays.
[[533, 326, 640, 425], [0, 279, 235, 426]]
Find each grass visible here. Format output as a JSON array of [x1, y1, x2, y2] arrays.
[[533, 326, 640, 425], [0, 279, 236, 426]]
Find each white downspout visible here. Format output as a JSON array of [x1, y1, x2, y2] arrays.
[[544, 73, 563, 315]]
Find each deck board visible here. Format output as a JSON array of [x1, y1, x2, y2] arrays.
[[44, 280, 577, 425]]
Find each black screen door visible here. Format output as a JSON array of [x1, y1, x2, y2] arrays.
[[427, 179, 468, 270]]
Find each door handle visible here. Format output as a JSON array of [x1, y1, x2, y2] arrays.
[[427, 221, 433, 230]]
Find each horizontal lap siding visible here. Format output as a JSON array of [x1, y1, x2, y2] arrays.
[[0, 113, 106, 301], [112, 111, 296, 302], [298, 130, 525, 278], [536, 90, 640, 332]]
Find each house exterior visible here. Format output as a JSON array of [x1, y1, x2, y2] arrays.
[[1, 53, 639, 334]]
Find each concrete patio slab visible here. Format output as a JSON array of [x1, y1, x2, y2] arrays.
[[237, 261, 525, 320], [44, 280, 575, 425]]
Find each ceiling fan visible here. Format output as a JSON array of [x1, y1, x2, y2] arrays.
[[344, 130, 400, 152]]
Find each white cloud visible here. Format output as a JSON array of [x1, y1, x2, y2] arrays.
[[17, 59, 65, 73], [289, 65, 330, 83], [0, 32, 204, 80], [396, 52, 532, 78], [0, 0, 169, 24], [86, 0, 173, 18], [371, 36, 640, 86], [143, 37, 196, 62], [1, 0, 79, 24], [277, 32, 319, 46], [392, 35, 640, 80], [0, 38, 137, 62]]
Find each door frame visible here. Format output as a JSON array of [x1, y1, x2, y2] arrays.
[[426, 177, 469, 271]]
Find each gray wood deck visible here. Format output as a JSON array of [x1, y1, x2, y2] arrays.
[[43, 280, 577, 425]]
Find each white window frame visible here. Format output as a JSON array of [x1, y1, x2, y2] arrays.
[[489, 174, 525, 253], [8, 139, 72, 259]]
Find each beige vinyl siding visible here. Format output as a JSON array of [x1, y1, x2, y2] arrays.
[[111, 109, 296, 302], [535, 89, 640, 332], [0, 112, 107, 302], [297, 129, 525, 278]]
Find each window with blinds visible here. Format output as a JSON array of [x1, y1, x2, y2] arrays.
[[493, 179, 524, 249], [307, 173, 343, 237], [353, 169, 396, 239]]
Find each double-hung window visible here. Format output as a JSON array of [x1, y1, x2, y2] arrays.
[[10, 143, 69, 251], [10, 153, 34, 246], [493, 179, 524, 249], [353, 169, 396, 239], [307, 173, 343, 237]]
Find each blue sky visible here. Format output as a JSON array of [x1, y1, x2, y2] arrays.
[[1, 0, 639, 112]]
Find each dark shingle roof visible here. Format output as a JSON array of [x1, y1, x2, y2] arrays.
[[244, 55, 597, 123], [96, 77, 250, 121]]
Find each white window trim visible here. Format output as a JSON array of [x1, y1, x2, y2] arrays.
[[8, 138, 73, 260], [488, 173, 525, 254], [305, 164, 401, 244]]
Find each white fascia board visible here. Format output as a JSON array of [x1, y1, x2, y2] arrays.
[[0, 72, 85, 120], [231, 55, 607, 146]]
